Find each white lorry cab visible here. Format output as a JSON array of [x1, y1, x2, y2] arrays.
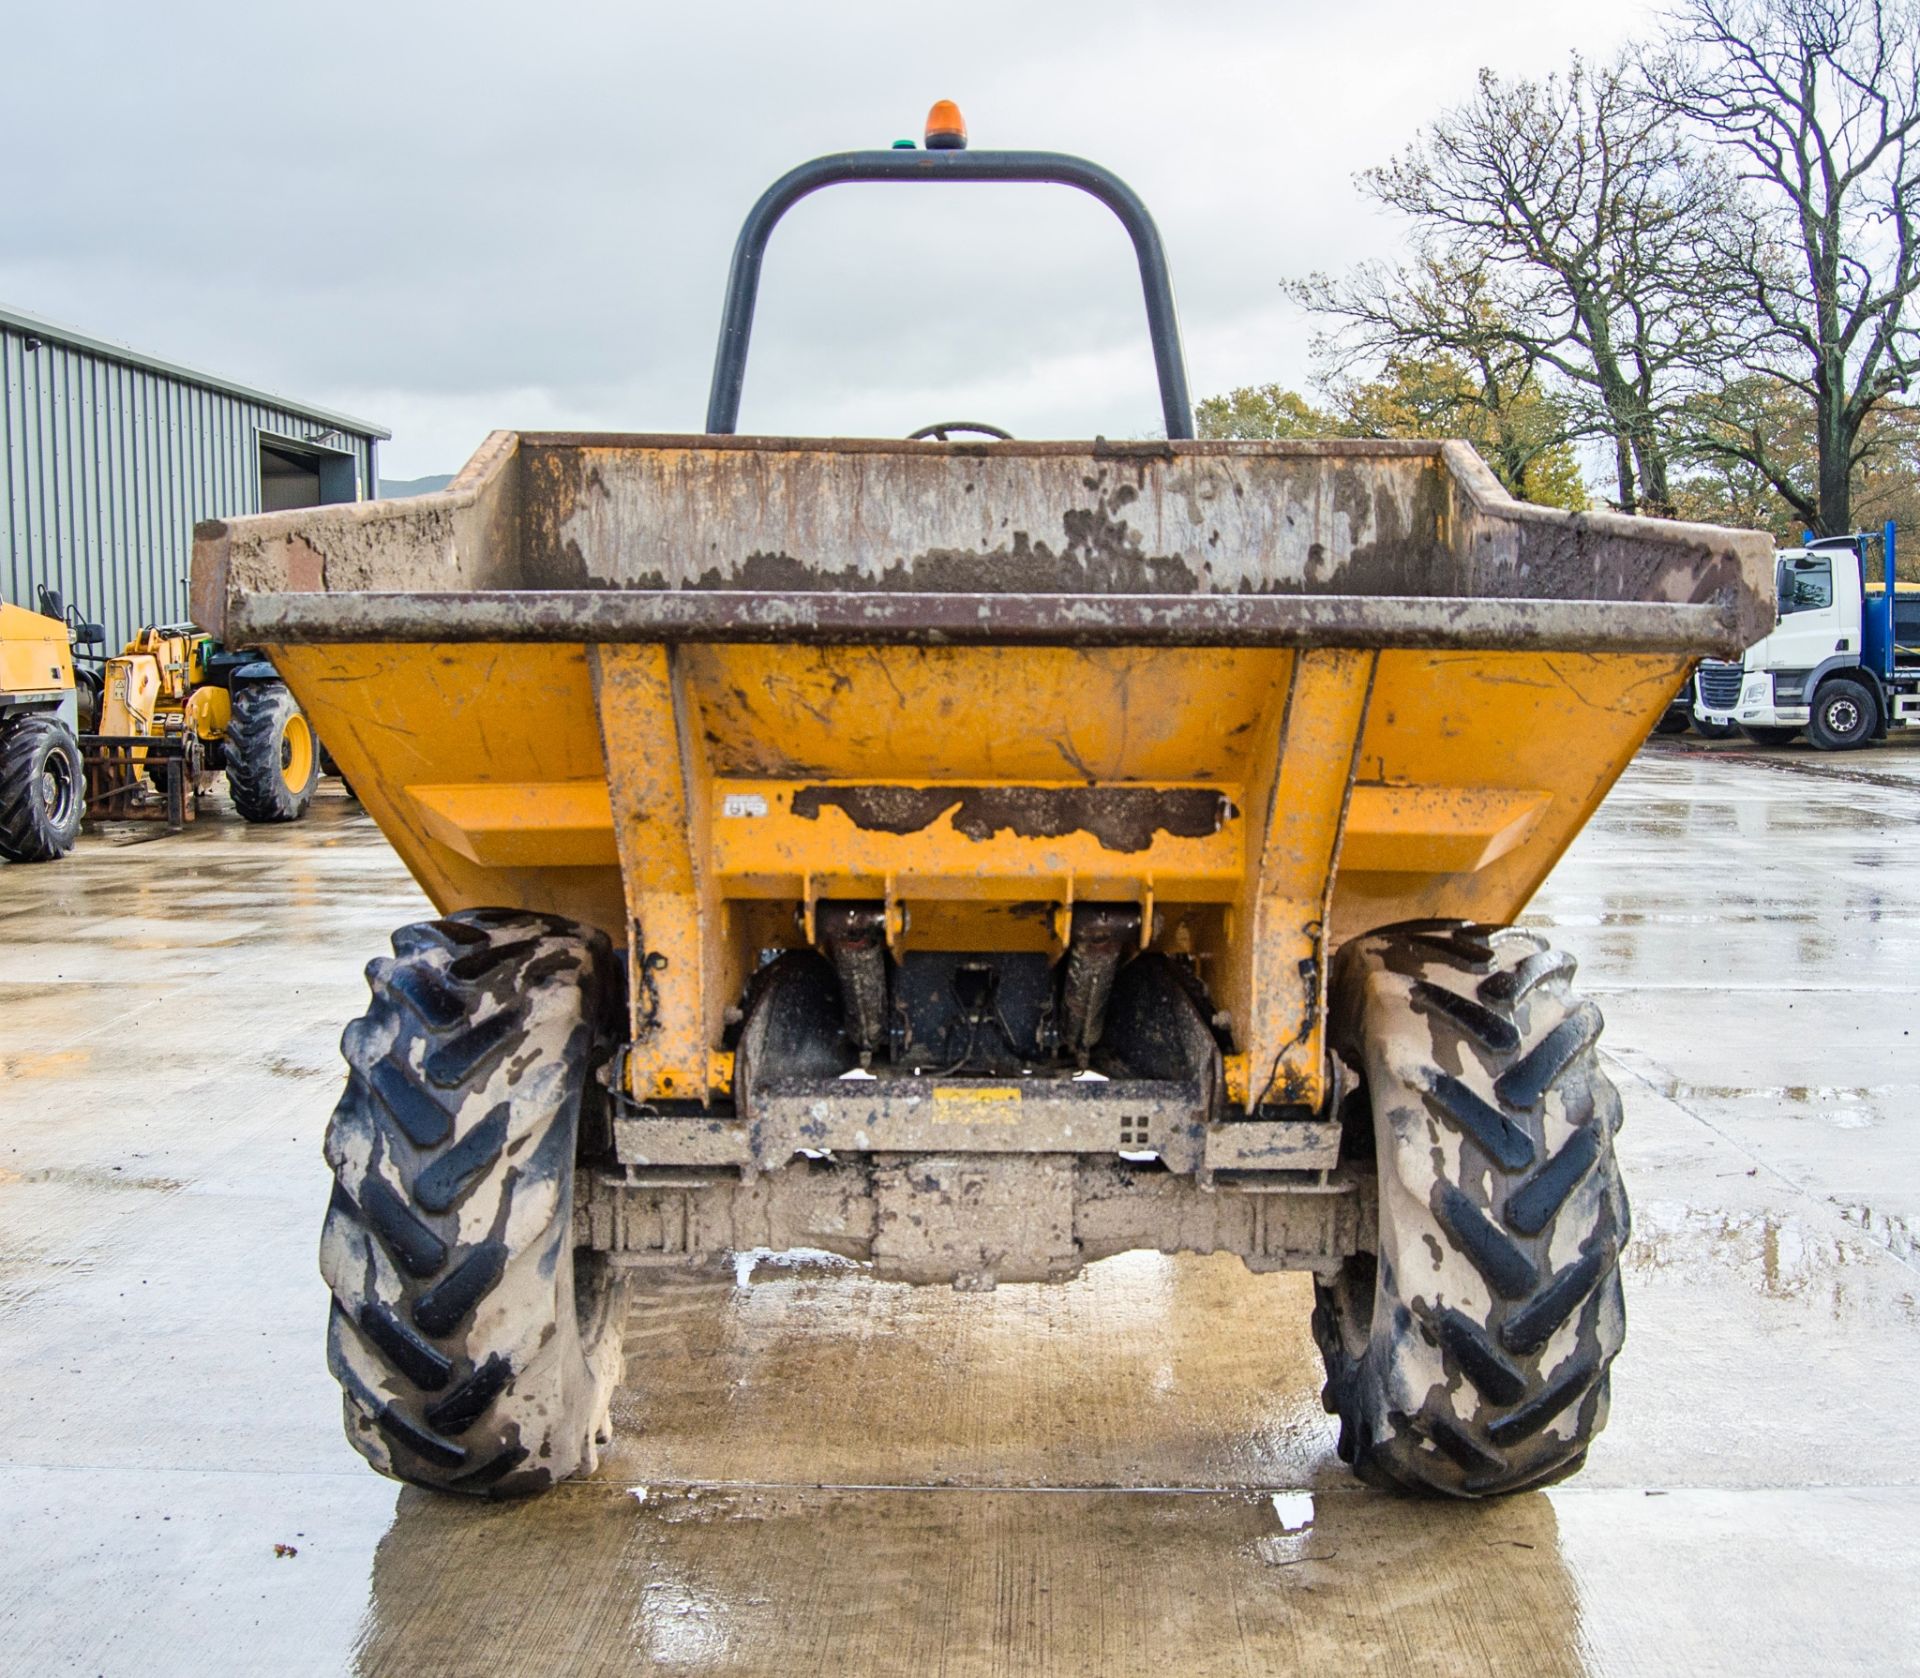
[[1695, 522, 1920, 751]]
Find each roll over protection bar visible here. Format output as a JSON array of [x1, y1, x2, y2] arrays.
[[704, 148, 1195, 440]]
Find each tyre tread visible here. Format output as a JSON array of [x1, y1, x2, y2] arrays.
[[1313, 919, 1630, 1498], [224, 678, 316, 823], [319, 909, 622, 1499], [0, 714, 84, 863]]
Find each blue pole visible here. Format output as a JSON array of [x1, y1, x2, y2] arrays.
[[1885, 521, 1899, 680]]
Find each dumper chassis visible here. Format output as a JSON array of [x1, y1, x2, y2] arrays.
[[194, 119, 1772, 1501]]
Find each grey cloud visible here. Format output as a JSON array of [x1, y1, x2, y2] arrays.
[[5, 0, 1657, 474]]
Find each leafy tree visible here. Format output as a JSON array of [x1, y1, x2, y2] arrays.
[[1329, 355, 1588, 509], [1194, 357, 1588, 510], [1193, 385, 1333, 440]]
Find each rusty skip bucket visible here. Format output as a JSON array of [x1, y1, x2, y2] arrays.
[[192, 424, 1773, 1130]]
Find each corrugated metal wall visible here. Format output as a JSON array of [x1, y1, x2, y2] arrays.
[[1, 319, 380, 651]]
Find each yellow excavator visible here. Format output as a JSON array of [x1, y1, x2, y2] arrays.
[[0, 588, 101, 862], [86, 624, 323, 826]]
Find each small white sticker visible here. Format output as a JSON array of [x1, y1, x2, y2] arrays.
[[722, 793, 768, 818]]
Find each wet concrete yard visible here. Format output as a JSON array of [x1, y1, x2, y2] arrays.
[[2, 740, 1917, 1675]]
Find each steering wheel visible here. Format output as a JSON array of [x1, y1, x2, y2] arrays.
[[906, 421, 1014, 442]]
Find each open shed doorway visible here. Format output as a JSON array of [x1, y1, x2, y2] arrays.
[[259, 435, 358, 512]]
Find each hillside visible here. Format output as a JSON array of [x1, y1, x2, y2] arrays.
[[377, 473, 454, 499]]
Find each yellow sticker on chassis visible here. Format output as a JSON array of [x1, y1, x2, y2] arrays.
[[931, 1086, 1023, 1122]]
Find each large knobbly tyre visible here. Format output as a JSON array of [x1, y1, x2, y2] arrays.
[[1312, 920, 1628, 1497], [225, 678, 318, 822], [0, 714, 84, 863], [320, 909, 626, 1497]]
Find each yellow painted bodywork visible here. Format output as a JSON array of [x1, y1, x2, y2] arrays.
[[0, 601, 75, 700], [98, 626, 214, 748], [185, 685, 231, 742], [268, 638, 1688, 1113], [277, 707, 317, 795]]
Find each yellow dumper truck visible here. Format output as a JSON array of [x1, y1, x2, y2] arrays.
[[193, 118, 1772, 1500], [0, 588, 101, 862]]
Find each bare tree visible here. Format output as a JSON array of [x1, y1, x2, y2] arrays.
[[1294, 55, 1737, 513], [1649, 0, 1920, 533], [1292, 254, 1587, 496]]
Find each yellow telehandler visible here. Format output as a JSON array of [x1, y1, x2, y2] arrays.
[[83, 624, 322, 827], [194, 109, 1772, 1502], [0, 587, 102, 862]]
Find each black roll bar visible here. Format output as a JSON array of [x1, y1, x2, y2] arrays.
[[704, 149, 1194, 440]]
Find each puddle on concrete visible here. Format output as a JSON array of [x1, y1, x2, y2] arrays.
[[265, 1052, 343, 1083], [1626, 1200, 1919, 1313], [1254, 1489, 1323, 1561], [350, 1483, 1594, 1678], [0, 1047, 91, 1081], [1831, 1201, 1920, 1270], [1270, 1490, 1314, 1530], [0, 1164, 188, 1194], [1634, 1080, 1893, 1131], [731, 1246, 861, 1287], [1525, 909, 1828, 928], [0, 1237, 99, 1311], [609, 1250, 1330, 1494], [6, 719, 1920, 1676], [1643, 1082, 1898, 1104]]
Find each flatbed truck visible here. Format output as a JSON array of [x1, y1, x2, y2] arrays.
[[1696, 522, 1920, 749]]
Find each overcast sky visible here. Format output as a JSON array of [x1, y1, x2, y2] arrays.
[[7, 0, 1661, 478]]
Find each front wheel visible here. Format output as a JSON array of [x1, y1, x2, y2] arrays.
[[1690, 715, 1738, 740], [225, 678, 319, 822], [1807, 677, 1876, 751], [320, 909, 627, 1497], [1312, 920, 1628, 1497], [0, 714, 84, 863], [75, 669, 104, 735]]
